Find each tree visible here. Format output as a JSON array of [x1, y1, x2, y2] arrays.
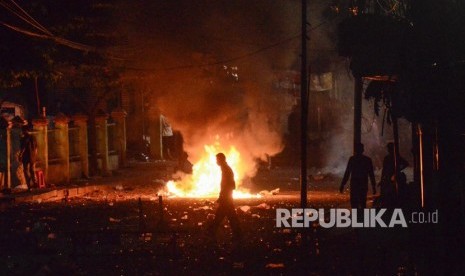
[[41, 0, 126, 175], [364, 80, 405, 192], [0, 0, 127, 175]]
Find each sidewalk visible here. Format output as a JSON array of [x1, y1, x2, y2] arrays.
[[0, 160, 176, 203]]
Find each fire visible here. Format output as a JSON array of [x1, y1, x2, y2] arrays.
[[162, 141, 261, 199]]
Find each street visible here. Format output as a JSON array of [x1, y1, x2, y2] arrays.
[[0, 164, 446, 275], [0, 1, 464, 275]]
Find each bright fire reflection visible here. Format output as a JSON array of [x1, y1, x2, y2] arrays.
[[162, 141, 261, 199]]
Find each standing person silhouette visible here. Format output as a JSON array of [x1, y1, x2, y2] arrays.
[[19, 126, 37, 191], [339, 143, 377, 209], [208, 153, 242, 241], [379, 142, 409, 207]]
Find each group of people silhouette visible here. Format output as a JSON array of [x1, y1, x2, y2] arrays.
[[340, 142, 409, 209], [208, 143, 409, 242]]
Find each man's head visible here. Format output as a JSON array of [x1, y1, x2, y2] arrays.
[[387, 142, 395, 155], [216, 153, 226, 166], [354, 143, 364, 155]]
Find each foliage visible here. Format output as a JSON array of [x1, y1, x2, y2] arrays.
[[0, 0, 126, 110], [364, 80, 400, 132]]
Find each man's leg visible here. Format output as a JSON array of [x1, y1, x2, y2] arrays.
[[360, 193, 367, 209], [355, 191, 369, 225], [351, 189, 368, 208], [208, 204, 227, 235], [28, 162, 36, 186], [22, 161, 31, 189], [225, 205, 242, 239], [350, 192, 359, 209], [350, 192, 365, 224]]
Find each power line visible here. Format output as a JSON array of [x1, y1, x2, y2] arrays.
[[0, 20, 97, 52], [0, 0, 333, 72], [9, 0, 53, 35], [0, 20, 49, 40], [0, 0, 99, 52], [0, 0, 52, 36]]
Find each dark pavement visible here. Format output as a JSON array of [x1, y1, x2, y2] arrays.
[[0, 161, 459, 275]]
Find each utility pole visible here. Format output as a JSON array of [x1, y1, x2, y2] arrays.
[[300, 0, 308, 209], [354, 76, 362, 151]]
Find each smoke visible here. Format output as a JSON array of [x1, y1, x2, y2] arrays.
[[116, 1, 391, 179], [150, 63, 295, 177], [319, 70, 413, 175], [115, 0, 302, 176]]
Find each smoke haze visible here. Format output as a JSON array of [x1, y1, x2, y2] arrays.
[[116, 0, 305, 175], [115, 1, 411, 178]]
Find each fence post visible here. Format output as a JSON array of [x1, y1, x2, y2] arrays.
[[5, 121, 11, 189], [95, 113, 111, 176], [9, 117, 26, 188], [71, 114, 89, 178], [54, 113, 70, 183], [111, 108, 127, 167], [32, 117, 48, 182], [0, 118, 10, 189]]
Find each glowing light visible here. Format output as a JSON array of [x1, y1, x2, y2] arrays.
[[161, 141, 260, 199]]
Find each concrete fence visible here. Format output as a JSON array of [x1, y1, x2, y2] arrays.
[[0, 109, 127, 188]]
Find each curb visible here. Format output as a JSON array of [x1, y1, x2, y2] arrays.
[[1, 160, 176, 204], [2, 184, 117, 203]]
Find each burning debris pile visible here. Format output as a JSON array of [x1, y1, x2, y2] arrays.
[[158, 139, 264, 199], [139, 5, 298, 199]]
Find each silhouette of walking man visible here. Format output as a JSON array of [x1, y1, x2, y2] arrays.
[[339, 143, 376, 208], [208, 153, 242, 241]]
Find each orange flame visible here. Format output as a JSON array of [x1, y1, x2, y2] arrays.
[[161, 141, 261, 199]]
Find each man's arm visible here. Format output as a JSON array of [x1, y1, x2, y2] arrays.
[[340, 158, 352, 193], [369, 159, 376, 195]]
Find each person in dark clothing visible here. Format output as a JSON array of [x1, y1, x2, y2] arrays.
[[339, 143, 377, 209], [379, 142, 409, 207], [19, 126, 37, 190], [208, 153, 242, 240]]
